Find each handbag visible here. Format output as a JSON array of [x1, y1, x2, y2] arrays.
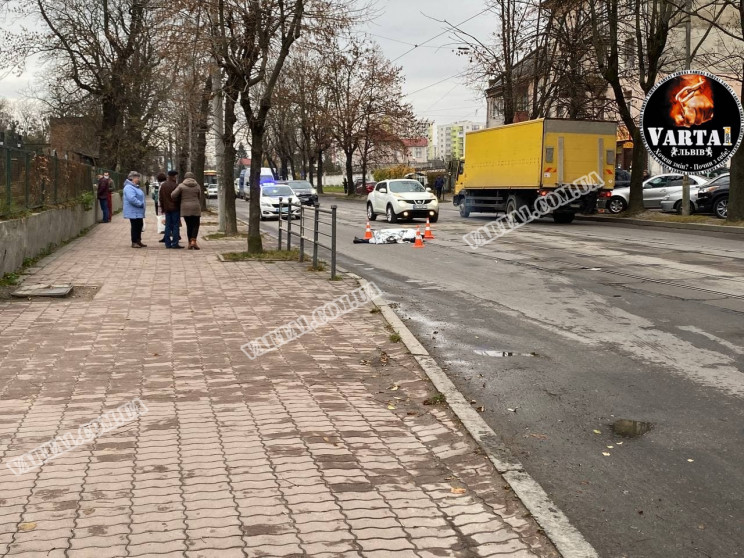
[[157, 214, 166, 234]]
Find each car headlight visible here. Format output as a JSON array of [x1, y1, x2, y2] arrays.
[[398, 199, 409, 206], [311, 188, 317, 195], [700, 185, 719, 193], [431, 198, 439, 205]]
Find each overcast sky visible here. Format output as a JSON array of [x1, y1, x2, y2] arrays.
[[0, 0, 495, 127], [368, 0, 494, 127]]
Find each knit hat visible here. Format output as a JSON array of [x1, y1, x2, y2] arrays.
[[184, 172, 195, 179], [167, 170, 178, 176]]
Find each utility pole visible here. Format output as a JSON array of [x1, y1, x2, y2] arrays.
[[681, 0, 692, 216]]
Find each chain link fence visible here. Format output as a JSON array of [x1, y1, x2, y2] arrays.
[[0, 146, 126, 219]]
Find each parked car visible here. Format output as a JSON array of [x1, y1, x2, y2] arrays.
[[354, 178, 377, 195], [207, 184, 218, 199], [601, 173, 707, 214], [696, 173, 730, 219], [278, 180, 318, 206], [366, 179, 439, 223], [660, 188, 702, 214], [259, 184, 301, 220], [234, 178, 240, 197]]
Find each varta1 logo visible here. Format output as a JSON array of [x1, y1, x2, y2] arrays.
[[641, 70, 743, 173]]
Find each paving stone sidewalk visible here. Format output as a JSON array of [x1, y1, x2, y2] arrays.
[[0, 208, 559, 557]]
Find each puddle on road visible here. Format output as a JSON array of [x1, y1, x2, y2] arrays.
[[473, 349, 538, 358], [612, 419, 654, 438]]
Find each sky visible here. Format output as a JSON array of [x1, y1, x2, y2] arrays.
[[0, 0, 496, 127], [367, 0, 496, 127]]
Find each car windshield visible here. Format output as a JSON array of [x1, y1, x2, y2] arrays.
[[708, 175, 729, 186], [289, 181, 312, 190], [389, 180, 426, 193], [262, 186, 294, 197]]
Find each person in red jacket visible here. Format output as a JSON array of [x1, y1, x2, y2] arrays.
[[97, 173, 112, 222]]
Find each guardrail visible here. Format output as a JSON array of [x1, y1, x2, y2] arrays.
[[276, 198, 338, 279], [0, 145, 126, 219]]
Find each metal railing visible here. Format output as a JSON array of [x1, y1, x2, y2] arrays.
[[277, 198, 338, 278], [0, 145, 125, 219]]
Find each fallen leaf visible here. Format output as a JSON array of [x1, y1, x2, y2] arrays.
[[360, 359, 370, 365], [476, 406, 485, 412], [390, 385, 399, 391], [18, 522, 36, 532], [470, 400, 477, 404], [387, 404, 396, 410], [507, 408, 517, 413], [687, 459, 694, 463], [606, 445, 614, 449], [593, 430, 602, 435], [450, 488, 467, 495], [529, 433, 548, 440], [616, 442, 623, 445], [83, 508, 95, 516], [602, 452, 611, 457]]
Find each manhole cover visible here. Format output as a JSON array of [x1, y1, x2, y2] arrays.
[[11, 284, 74, 298]]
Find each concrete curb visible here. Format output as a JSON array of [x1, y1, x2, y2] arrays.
[[577, 214, 744, 235], [348, 274, 599, 558]]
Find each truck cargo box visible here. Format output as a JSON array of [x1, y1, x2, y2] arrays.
[[459, 119, 617, 190]]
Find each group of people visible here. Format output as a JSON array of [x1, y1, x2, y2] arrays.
[[122, 170, 204, 250]]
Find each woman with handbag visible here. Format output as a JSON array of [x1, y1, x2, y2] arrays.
[[171, 172, 202, 250]]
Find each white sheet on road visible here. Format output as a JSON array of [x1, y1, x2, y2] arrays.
[[355, 228, 419, 244]]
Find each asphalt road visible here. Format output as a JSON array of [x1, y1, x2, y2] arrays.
[[226, 195, 744, 558]]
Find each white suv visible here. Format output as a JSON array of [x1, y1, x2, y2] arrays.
[[367, 179, 439, 223]]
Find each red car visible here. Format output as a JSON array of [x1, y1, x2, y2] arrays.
[[354, 179, 377, 195]]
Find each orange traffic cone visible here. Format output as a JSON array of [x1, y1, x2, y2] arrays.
[[423, 217, 435, 239], [364, 221, 373, 240], [413, 226, 425, 248]]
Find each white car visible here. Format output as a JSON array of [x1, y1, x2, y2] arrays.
[[604, 173, 707, 213], [366, 179, 439, 223], [259, 184, 301, 220], [660, 188, 702, 214], [206, 184, 218, 199]]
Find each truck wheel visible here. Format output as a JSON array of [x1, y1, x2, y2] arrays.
[[505, 196, 528, 222], [386, 204, 398, 223], [367, 203, 377, 221], [552, 212, 575, 224], [459, 203, 470, 218]]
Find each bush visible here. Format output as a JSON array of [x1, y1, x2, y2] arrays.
[[373, 165, 415, 182], [79, 190, 95, 211]]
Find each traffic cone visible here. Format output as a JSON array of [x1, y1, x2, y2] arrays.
[[423, 217, 435, 239], [364, 221, 373, 240], [413, 226, 425, 248]]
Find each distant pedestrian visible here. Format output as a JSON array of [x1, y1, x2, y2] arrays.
[[96, 173, 111, 223], [159, 170, 183, 249], [434, 175, 444, 201], [152, 173, 164, 216], [172, 171, 202, 250], [642, 169, 650, 181], [123, 171, 147, 248], [105, 172, 114, 222]]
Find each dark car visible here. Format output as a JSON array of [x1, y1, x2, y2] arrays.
[[696, 173, 729, 219], [614, 168, 631, 188], [277, 180, 318, 206], [354, 179, 377, 196]]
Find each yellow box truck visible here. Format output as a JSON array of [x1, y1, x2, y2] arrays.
[[453, 119, 617, 223]]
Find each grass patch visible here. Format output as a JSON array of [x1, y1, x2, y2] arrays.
[[307, 261, 327, 272], [322, 185, 345, 193], [205, 232, 249, 240], [423, 392, 447, 406], [221, 249, 300, 261], [0, 272, 20, 286], [330, 275, 343, 281], [389, 332, 401, 343]]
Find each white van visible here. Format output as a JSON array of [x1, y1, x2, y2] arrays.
[[239, 167, 276, 199]]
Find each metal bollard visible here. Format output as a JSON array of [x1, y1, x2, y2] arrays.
[[331, 205, 337, 279], [299, 205, 305, 262], [312, 204, 319, 270], [287, 201, 292, 251], [277, 197, 283, 251]]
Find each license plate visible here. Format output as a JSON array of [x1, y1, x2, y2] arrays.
[[413, 204, 427, 210]]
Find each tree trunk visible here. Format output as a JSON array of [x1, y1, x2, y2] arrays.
[[212, 66, 225, 232], [316, 149, 324, 194], [627, 127, 646, 215], [729, 75, 744, 222], [222, 78, 238, 236], [100, 95, 121, 169], [247, 124, 265, 254], [345, 150, 354, 197]]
